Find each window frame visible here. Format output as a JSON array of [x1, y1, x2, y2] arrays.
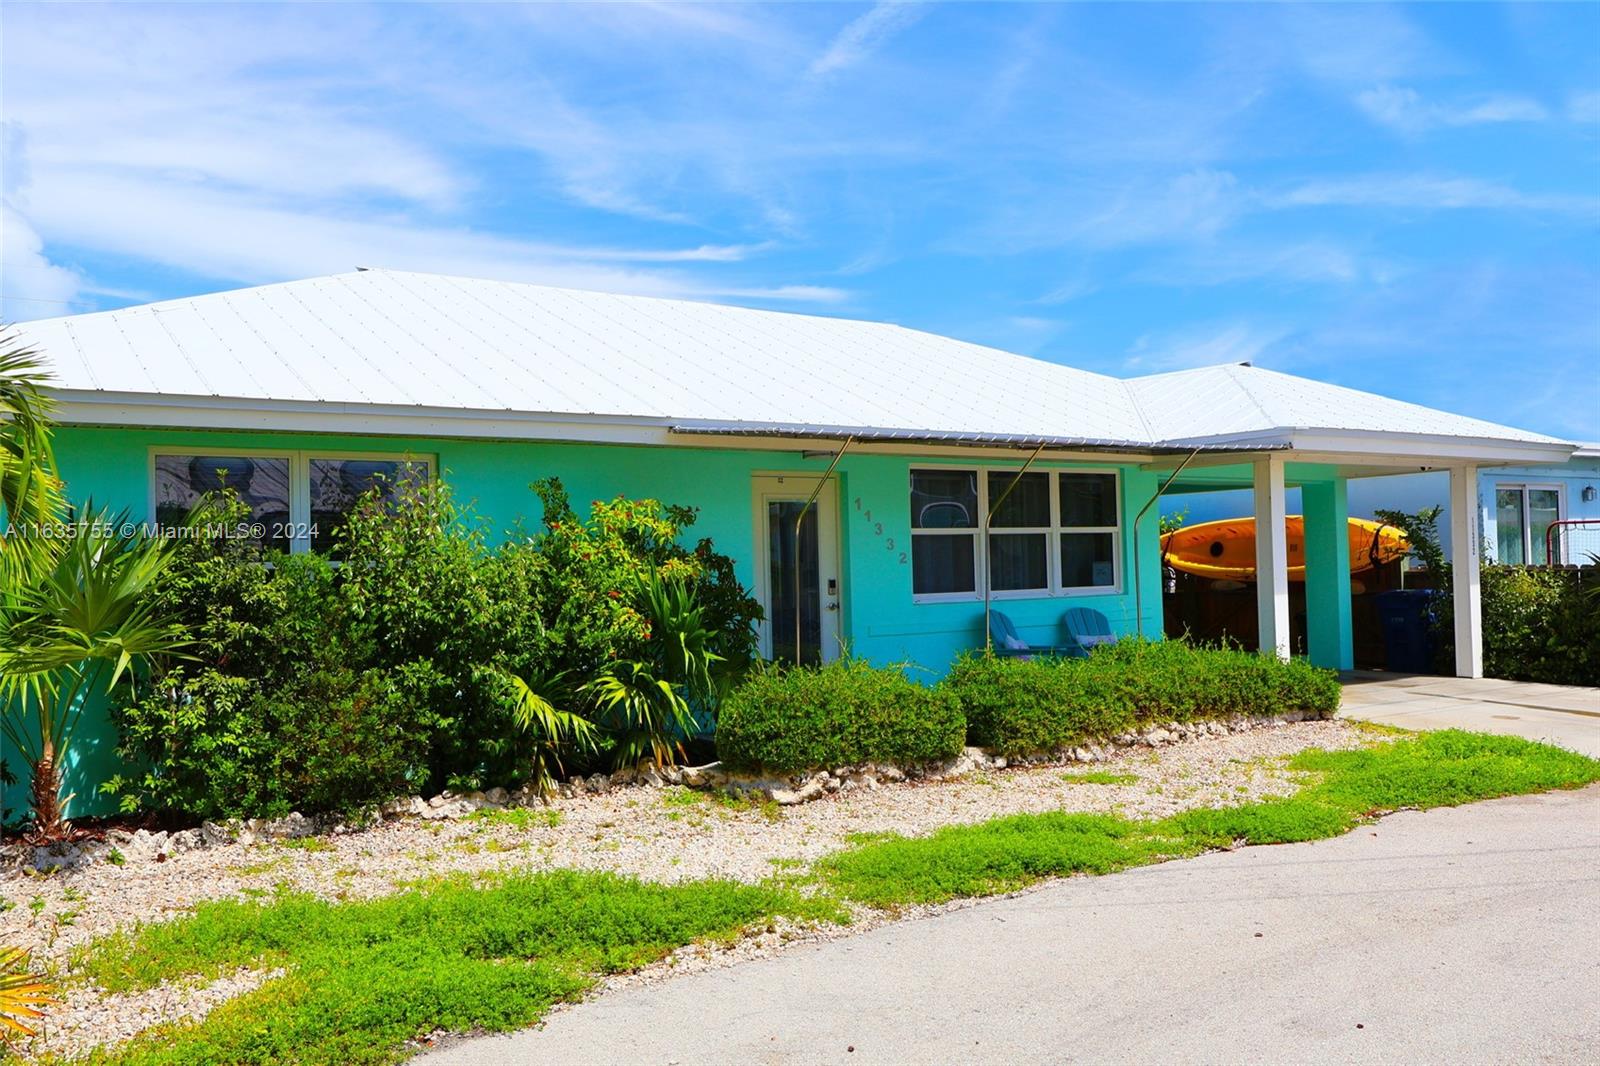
[[1492, 481, 1566, 565], [148, 446, 436, 554], [910, 465, 1123, 604]]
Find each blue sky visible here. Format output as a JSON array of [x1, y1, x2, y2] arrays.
[[3, 2, 1597, 439]]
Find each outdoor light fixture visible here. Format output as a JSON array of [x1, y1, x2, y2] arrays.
[[1583, 485, 1597, 503]]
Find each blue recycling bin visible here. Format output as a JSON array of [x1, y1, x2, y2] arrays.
[[1373, 589, 1438, 674]]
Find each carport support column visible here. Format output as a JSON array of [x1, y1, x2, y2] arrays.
[[1450, 465, 1484, 678], [1303, 478, 1353, 670], [1253, 455, 1291, 660]]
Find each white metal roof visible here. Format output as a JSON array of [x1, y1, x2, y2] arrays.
[[1126, 363, 1561, 448], [14, 268, 1573, 461]]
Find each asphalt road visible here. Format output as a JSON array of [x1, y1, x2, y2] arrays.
[[420, 784, 1600, 1065]]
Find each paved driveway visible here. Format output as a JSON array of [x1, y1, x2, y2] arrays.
[[419, 785, 1600, 1065], [1339, 672, 1600, 757]]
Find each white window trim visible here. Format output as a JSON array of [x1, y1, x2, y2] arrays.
[[1492, 481, 1566, 565], [148, 446, 436, 554], [911, 466, 1123, 604]]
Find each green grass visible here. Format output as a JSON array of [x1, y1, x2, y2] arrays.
[[819, 730, 1600, 906], [72, 870, 843, 1066], [470, 806, 564, 831], [66, 730, 1600, 1062], [817, 811, 1199, 907], [1058, 770, 1139, 786]]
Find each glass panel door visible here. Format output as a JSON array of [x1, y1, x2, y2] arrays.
[[753, 475, 841, 665], [1495, 488, 1526, 564], [1528, 489, 1560, 565], [767, 501, 821, 665]]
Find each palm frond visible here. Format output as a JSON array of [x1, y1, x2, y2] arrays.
[[498, 669, 597, 797], [0, 945, 55, 1043]]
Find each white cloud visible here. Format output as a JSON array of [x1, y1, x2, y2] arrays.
[[1125, 321, 1290, 373], [1271, 174, 1599, 214], [14, 172, 842, 304], [808, 2, 925, 81], [1356, 85, 1548, 134], [1137, 240, 1368, 287], [0, 203, 83, 320], [1073, 170, 1242, 248]]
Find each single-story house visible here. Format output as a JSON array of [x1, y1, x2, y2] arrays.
[[6, 268, 1581, 809]]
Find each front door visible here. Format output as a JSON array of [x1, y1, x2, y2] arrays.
[[753, 475, 841, 664]]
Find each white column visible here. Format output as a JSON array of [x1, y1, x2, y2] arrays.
[[1253, 455, 1291, 660], [1450, 464, 1484, 678]]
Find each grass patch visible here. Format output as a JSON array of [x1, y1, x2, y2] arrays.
[[67, 730, 1599, 1062], [470, 806, 564, 831], [818, 811, 1198, 907], [277, 836, 334, 853], [820, 730, 1600, 906], [73, 870, 842, 1065], [1058, 770, 1138, 786]]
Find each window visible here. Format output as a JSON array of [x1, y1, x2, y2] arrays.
[[308, 457, 432, 554], [155, 454, 294, 552], [987, 471, 1050, 592], [151, 449, 433, 553], [911, 470, 978, 595], [910, 467, 1121, 599], [1494, 484, 1562, 565]]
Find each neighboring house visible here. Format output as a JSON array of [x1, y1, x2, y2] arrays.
[[12, 269, 1579, 689], [1165, 448, 1600, 567]]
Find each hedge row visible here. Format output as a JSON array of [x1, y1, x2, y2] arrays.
[[715, 658, 966, 773], [948, 640, 1342, 757], [716, 641, 1343, 771]]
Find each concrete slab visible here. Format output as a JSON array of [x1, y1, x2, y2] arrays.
[[1339, 672, 1600, 757]]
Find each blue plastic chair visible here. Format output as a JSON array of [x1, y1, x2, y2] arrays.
[[987, 610, 1075, 659], [1061, 606, 1117, 657]]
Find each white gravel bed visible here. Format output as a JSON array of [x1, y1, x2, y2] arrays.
[[2, 718, 1372, 1060]]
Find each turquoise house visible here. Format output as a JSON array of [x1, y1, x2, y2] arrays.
[[7, 269, 1581, 815]]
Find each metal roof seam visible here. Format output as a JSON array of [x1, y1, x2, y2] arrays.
[[350, 272, 523, 410]]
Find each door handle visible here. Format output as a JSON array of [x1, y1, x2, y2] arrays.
[[825, 601, 839, 611]]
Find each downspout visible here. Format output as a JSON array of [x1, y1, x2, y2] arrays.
[[1132, 448, 1201, 639], [793, 436, 853, 664], [983, 441, 1049, 654]]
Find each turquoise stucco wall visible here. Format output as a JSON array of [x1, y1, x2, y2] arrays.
[[7, 426, 1162, 820]]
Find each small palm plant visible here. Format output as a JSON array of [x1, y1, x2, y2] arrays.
[[498, 670, 597, 797], [0, 334, 64, 596], [0, 945, 54, 1044], [585, 572, 722, 770], [0, 509, 189, 838]]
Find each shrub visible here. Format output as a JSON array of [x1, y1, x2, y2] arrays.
[[108, 479, 763, 819], [1480, 566, 1599, 686], [716, 659, 966, 773], [947, 640, 1342, 757]]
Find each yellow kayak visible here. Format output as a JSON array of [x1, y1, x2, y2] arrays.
[[1163, 516, 1408, 581]]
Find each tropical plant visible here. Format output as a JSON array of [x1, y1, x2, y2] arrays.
[[0, 509, 189, 837], [583, 660, 697, 769], [499, 670, 596, 796], [639, 570, 721, 700], [0, 945, 54, 1043], [1374, 505, 1447, 580], [0, 331, 64, 591]]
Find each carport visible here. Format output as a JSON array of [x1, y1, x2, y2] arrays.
[[1129, 364, 1577, 677]]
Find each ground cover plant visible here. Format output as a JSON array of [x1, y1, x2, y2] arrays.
[[715, 658, 966, 773], [71, 871, 841, 1066], [57, 729, 1600, 1063], [946, 639, 1342, 757], [817, 730, 1600, 906]]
